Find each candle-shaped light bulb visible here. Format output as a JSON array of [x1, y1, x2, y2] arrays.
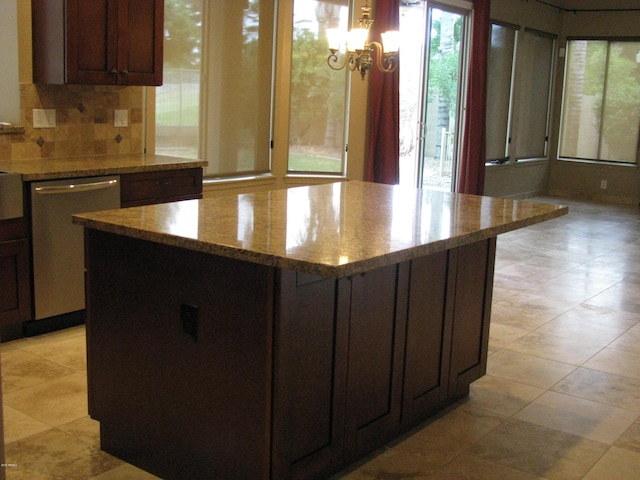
[[381, 31, 400, 53], [327, 28, 344, 52], [347, 28, 368, 52]]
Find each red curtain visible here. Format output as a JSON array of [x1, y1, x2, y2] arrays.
[[365, 0, 400, 185], [457, 0, 490, 195]]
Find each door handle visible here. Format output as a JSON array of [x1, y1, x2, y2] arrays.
[[34, 179, 119, 195]]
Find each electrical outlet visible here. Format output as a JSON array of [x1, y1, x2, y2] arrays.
[[180, 303, 198, 341], [33, 109, 56, 128], [114, 109, 128, 127], [600, 179, 607, 190]]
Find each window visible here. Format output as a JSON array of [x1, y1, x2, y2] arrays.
[[559, 39, 640, 165], [485, 22, 517, 164], [155, 0, 203, 160], [514, 28, 555, 160], [156, 0, 354, 181], [287, 0, 350, 175], [201, 0, 276, 177]]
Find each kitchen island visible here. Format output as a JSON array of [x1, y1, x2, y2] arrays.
[[73, 181, 567, 480]]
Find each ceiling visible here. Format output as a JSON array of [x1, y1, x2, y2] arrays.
[[540, 0, 640, 12]]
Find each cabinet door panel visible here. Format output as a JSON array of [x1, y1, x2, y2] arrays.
[[402, 251, 451, 424], [448, 239, 496, 398], [0, 219, 32, 341], [124, 1, 155, 72], [0, 238, 31, 325], [120, 0, 164, 85], [0, 245, 19, 314], [272, 271, 348, 480], [345, 264, 406, 457], [66, 0, 118, 84]]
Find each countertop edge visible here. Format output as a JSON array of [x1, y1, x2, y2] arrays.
[[0, 153, 207, 181], [73, 205, 569, 278], [20, 161, 207, 181]]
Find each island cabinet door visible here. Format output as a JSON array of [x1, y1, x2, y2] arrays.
[[447, 238, 496, 398], [271, 270, 349, 480], [272, 265, 407, 479], [343, 263, 408, 461], [401, 251, 453, 426]]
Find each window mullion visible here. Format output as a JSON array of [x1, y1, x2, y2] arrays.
[[598, 42, 613, 161]]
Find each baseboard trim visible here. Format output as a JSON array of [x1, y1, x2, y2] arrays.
[[23, 310, 85, 337]]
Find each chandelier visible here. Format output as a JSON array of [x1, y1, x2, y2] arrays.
[[326, 2, 400, 80]]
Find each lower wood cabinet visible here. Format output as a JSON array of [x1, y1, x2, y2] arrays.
[[0, 218, 32, 341], [120, 168, 203, 207], [401, 251, 451, 426], [85, 230, 496, 480], [448, 239, 496, 398]]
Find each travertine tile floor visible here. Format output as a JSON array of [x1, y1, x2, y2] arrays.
[[2, 196, 640, 479]]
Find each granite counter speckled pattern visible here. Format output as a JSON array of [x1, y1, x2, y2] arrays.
[[73, 181, 568, 278], [0, 153, 206, 181]]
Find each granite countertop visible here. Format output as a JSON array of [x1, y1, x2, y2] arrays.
[[0, 153, 207, 181], [73, 181, 568, 278]]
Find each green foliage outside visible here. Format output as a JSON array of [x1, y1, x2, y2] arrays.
[[155, 92, 199, 125], [582, 40, 640, 161], [289, 28, 345, 147], [164, 0, 202, 68], [427, 17, 461, 119], [288, 153, 342, 173]]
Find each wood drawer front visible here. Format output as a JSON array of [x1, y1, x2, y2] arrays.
[[120, 168, 203, 207]]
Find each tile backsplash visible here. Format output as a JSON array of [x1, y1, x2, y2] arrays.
[[0, 83, 145, 161]]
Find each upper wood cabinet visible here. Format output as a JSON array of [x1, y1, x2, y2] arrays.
[[32, 0, 164, 86]]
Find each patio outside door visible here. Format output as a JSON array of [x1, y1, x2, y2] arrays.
[[399, 1, 470, 191]]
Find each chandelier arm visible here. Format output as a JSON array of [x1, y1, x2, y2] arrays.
[[327, 51, 348, 71], [348, 53, 359, 72], [369, 41, 398, 74]]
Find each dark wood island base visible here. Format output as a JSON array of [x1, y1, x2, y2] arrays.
[[85, 229, 495, 480]]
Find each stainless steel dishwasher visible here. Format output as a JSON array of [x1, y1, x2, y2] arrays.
[[31, 176, 120, 322]]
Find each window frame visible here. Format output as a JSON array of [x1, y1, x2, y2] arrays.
[[512, 27, 557, 163], [485, 20, 519, 165]]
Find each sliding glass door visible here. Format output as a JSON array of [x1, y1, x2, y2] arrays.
[[399, 1, 470, 191]]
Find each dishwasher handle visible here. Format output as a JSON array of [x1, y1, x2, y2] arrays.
[[34, 179, 119, 195]]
